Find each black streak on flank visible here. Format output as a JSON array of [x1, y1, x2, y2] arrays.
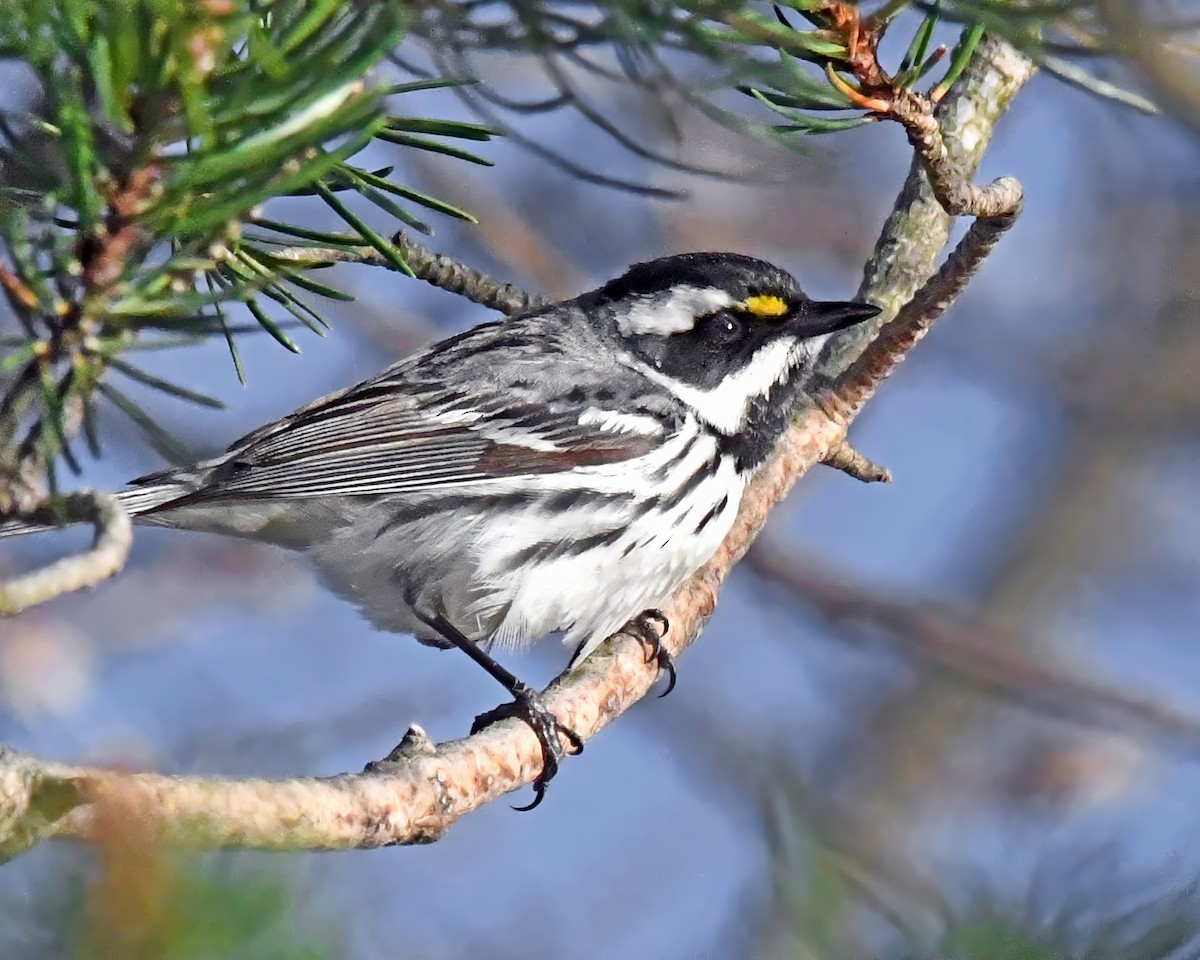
[[504, 528, 625, 569], [561, 528, 625, 557], [656, 454, 716, 511], [693, 493, 729, 535], [542, 488, 591, 512], [540, 488, 638, 514], [620, 535, 656, 558]]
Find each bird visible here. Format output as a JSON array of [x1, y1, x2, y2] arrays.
[[1, 251, 879, 806]]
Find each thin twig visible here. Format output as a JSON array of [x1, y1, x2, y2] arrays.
[[827, 35, 1035, 365], [0, 491, 132, 616], [890, 93, 1023, 218], [392, 232, 549, 314], [822, 179, 1023, 423], [268, 233, 548, 315]]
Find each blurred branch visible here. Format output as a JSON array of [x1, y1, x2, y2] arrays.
[[1091, 0, 1200, 130], [747, 544, 1200, 756], [844, 171, 1200, 833], [1039, 53, 1160, 114], [0, 491, 130, 616], [0, 37, 1034, 858]]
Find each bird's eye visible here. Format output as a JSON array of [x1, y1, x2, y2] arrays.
[[700, 311, 745, 346]]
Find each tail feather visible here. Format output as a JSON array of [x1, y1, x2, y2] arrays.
[[0, 483, 187, 540]]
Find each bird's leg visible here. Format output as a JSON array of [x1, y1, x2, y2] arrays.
[[415, 609, 582, 811], [624, 608, 676, 697]]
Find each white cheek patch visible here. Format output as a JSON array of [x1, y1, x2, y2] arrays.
[[630, 336, 802, 435], [795, 332, 831, 362], [616, 286, 735, 337]]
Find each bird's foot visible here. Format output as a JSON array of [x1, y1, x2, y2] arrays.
[[471, 680, 582, 811], [626, 608, 676, 697]]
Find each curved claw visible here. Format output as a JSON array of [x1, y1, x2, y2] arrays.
[[626, 608, 677, 697], [640, 608, 669, 636], [513, 720, 582, 812], [514, 752, 557, 812], [656, 650, 677, 698], [512, 788, 546, 813], [472, 681, 581, 812]]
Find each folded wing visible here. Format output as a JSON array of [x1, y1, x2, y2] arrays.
[[132, 374, 662, 504]]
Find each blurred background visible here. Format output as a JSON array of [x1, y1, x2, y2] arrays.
[[4, 6, 1200, 958]]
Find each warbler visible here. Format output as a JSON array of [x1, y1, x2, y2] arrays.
[[1, 252, 878, 806]]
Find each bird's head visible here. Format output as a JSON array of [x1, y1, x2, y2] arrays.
[[589, 252, 880, 435]]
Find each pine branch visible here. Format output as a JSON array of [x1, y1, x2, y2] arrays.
[[0, 36, 1036, 860], [0, 0, 487, 503]]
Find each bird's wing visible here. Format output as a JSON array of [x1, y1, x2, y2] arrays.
[[149, 377, 663, 501]]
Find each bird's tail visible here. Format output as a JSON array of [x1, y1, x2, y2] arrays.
[[0, 483, 187, 540]]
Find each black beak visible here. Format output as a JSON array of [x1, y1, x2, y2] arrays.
[[789, 300, 881, 338]]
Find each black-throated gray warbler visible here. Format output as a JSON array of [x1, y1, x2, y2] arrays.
[[2, 252, 879, 806]]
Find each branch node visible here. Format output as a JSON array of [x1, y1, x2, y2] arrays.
[[367, 724, 438, 772], [823, 439, 892, 484], [825, 63, 892, 114]]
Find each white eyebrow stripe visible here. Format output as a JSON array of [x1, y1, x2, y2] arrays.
[[616, 286, 736, 337]]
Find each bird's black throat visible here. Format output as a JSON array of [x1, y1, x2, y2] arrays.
[[711, 365, 818, 473]]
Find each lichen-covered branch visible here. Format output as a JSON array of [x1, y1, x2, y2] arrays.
[[827, 35, 1036, 369], [0, 38, 1035, 860], [825, 176, 1023, 423], [268, 232, 549, 316], [0, 491, 131, 617]]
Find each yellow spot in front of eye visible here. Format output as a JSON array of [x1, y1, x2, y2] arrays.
[[743, 295, 788, 318]]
